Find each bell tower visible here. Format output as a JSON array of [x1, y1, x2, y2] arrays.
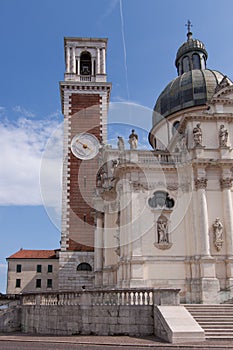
[[59, 37, 111, 290]]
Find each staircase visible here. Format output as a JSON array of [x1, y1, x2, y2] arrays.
[[185, 304, 233, 339]]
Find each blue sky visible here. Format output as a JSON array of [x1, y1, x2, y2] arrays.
[[1, 0, 233, 292]]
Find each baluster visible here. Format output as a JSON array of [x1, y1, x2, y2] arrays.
[[149, 291, 153, 305], [119, 292, 125, 305], [141, 291, 145, 305], [124, 292, 127, 305]]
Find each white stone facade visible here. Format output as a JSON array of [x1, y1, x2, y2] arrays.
[[95, 86, 233, 303]]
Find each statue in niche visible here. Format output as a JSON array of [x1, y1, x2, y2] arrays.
[[219, 125, 228, 147], [128, 129, 138, 150], [157, 216, 169, 244], [193, 123, 202, 146], [117, 136, 125, 151], [213, 218, 223, 251]]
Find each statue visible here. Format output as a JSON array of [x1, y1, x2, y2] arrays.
[[219, 124, 228, 147], [117, 136, 125, 151], [193, 123, 202, 146], [157, 218, 169, 243], [213, 218, 223, 251], [128, 129, 138, 150]]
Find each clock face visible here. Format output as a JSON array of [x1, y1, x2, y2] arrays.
[[71, 133, 100, 160]]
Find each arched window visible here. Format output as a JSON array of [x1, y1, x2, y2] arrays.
[[172, 121, 180, 135], [80, 51, 92, 75], [77, 262, 92, 271], [182, 56, 190, 72], [192, 54, 201, 69]]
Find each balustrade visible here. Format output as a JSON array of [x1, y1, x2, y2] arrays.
[[21, 288, 155, 306]]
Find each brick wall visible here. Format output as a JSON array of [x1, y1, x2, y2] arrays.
[[67, 93, 101, 250]]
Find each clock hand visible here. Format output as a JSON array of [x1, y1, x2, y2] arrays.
[[76, 139, 93, 151]]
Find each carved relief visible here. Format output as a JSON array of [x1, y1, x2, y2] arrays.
[[193, 123, 202, 147], [220, 178, 232, 189], [219, 125, 228, 147], [195, 177, 207, 189], [114, 211, 120, 256], [213, 218, 224, 251]]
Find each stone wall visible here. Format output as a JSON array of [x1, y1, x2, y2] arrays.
[[0, 289, 205, 343], [21, 304, 153, 336], [0, 307, 21, 332], [19, 288, 176, 336]]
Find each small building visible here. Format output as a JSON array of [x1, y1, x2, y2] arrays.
[[6, 249, 59, 294]]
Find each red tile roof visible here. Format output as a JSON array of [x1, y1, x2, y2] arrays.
[[7, 249, 59, 259]]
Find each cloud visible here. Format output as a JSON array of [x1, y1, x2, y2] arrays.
[[48, 110, 63, 119], [12, 105, 35, 118], [0, 264, 6, 269], [0, 116, 62, 206]]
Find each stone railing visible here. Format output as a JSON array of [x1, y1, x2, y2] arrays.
[[102, 149, 183, 166], [64, 73, 95, 82], [137, 151, 182, 165], [21, 288, 180, 307]]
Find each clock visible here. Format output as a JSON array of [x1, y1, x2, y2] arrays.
[[71, 133, 100, 160]]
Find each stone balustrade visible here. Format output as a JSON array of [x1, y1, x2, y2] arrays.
[[21, 288, 179, 307], [102, 149, 183, 166]]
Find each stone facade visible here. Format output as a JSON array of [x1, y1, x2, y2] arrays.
[[6, 250, 59, 294], [5, 33, 233, 307], [97, 88, 233, 303]]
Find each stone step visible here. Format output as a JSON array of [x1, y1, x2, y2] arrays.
[[185, 304, 233, 339], [200, 323, 233, 326], [195, 317, 233, 321], [186, 312, 233, 316], [195, 322, 233, 326], [205, 328, 233, 332]]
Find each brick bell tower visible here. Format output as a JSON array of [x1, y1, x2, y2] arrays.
[[59, 38, 111, 290]]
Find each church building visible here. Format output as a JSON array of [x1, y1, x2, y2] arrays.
[[6, 27, 233, 304]]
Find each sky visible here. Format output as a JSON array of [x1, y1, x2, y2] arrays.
[[1, 0, 233, 293]]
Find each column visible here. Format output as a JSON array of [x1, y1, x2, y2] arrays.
[[195, 177, 220, 303], [195, 177, 210, 257], [221, 177, 233, 294], [221, 177, 233, 257], [97, 48, 100, 74], [77, 56, 80, 75], [102, 48, 106, 74], [72, 47, 76, 74], [94, 212, 103, 286], [91, 59, 94, 77], [66, 46, 70, 73]]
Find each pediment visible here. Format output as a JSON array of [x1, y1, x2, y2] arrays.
[[211, 84, 233, 105]]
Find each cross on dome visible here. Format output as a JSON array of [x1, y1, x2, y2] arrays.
[[185, 20, 193, 33]]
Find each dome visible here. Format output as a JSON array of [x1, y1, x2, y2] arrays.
[[153, 69, 233, 124]]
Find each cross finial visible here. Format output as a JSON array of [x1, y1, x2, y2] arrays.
[[185, 20, 193, 33]]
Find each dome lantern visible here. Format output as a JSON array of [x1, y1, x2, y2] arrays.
[[175, 21, 208, 76]]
